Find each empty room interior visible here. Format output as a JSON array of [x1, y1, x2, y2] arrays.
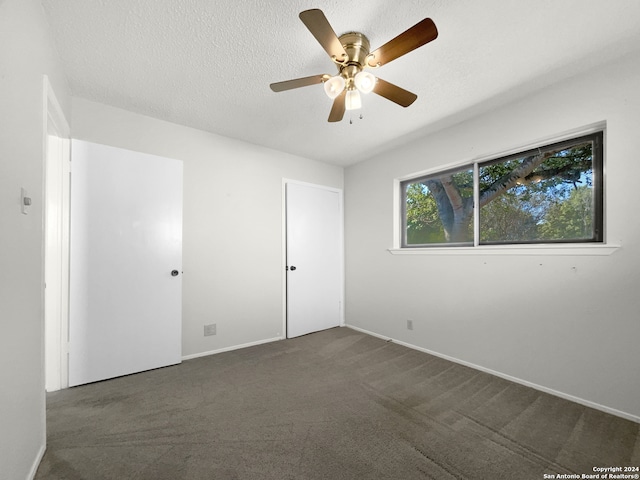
[[2, 0, 640, 479]]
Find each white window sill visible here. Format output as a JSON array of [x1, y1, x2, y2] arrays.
[[388, 244, 620, 256]]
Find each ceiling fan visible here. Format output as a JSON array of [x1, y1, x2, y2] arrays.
[[270, 9, 438, 122]]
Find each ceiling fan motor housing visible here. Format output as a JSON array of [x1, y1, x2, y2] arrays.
[[337, 32, 371, 84]]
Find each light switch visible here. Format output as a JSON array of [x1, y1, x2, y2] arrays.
[[21, 188, 31, 215]]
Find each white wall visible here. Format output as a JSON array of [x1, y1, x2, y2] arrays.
[[0, 0, 71, 478], [344, 51, 640, 421], [71, 98, 343, 358]]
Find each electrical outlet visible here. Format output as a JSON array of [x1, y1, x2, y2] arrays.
[[407, 319, 414, 331], [204, 324, 216, 336]]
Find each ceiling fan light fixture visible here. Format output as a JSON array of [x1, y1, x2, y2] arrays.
[[354, 71, 376, 94], [323, 75, 346, 99], [269, 9, 438, 122], [345, 89, 362, 110]]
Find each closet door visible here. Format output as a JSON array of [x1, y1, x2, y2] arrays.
[[69, 140, 183, 386], [286, 182, 343, 338]]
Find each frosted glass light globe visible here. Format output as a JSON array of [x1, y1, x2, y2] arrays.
[[323, 75, 346, 99], [345, 89, 362, 110], [354, 71, 376, 94]]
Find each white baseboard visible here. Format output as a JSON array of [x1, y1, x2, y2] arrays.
[[182, 336, 283, 361], [345, 325, 640, 424], [27, 444, 46, 480]]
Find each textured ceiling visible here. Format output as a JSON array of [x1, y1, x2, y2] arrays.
[[41, 0, 640, 166]]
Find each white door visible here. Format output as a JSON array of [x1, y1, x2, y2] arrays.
[[69, 140, 183, 386], [286, 182, 342, 338]]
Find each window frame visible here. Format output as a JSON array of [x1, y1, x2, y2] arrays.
[[399, 130, 604, 249]]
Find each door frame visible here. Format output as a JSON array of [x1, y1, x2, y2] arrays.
[[43, 75, 71, 391], [281, 179, 345, 339]]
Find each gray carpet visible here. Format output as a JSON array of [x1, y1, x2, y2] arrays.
[[36, 327, 639, 479]]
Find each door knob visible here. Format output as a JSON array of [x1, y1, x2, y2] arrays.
[[289, 266, 297, 271], [171, 270, 180, 276]]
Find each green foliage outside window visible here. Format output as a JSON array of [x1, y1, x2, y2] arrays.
[[402, 133, 603, 246]]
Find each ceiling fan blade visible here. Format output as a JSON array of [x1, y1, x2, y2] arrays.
[[328, 90, 346, 122], [299, 9, 348, 62], [372, 78, 417, 107], [270, 74, 329, 92], [367, 18, 438, 67]]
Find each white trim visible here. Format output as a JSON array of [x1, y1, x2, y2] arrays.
[[388, 244, 620, 256], [43, 75, 71, 392], [392, 178, 401, 248], [473, 162, 480, 247], [281, 180, 287, 339], [345, 325, 640, 424], [281, 179, 346, 339], [45, 80, 70, 137], [27, 444, 46, 480], [181, 336, 283, 361]]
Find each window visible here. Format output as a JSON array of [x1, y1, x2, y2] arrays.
[[401, 132, 603, 247]]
